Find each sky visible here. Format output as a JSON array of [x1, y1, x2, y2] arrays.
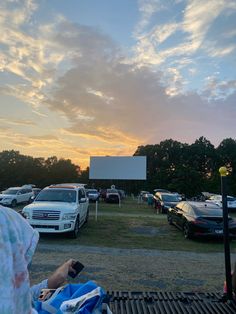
[[0, 0, 236, 169]]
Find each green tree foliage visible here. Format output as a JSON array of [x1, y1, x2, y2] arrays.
[[0, 150, 80, 190], [1, 136, 236, 197], [0, 150, 45, 189], [44, 156, 79, 186], [134, 137, 236, 197], [216, 138, 236, 194]]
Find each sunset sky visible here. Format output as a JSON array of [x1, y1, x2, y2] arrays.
[[0, 0, 236, 169]]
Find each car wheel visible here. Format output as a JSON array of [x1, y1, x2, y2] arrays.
[[167, 215, 173, 225], [11, 199, 17, 207], [69, 216, 80, 239], [183, 223, 191, 239]]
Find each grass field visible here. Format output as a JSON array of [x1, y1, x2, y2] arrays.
[[39, 197, 236, 253]]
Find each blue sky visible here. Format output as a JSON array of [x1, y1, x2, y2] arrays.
[[0, 0, 236, 168]]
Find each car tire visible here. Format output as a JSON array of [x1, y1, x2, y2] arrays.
[[69, 216, 80, 239], [11, 199, 17, 207], [167, 215, 173, 225], [183, 223, 191, 239]]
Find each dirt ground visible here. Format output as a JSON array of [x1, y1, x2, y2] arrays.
[[30, 241, 236, 293]]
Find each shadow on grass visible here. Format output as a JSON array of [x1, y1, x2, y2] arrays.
[[38, 215, 236, 254]]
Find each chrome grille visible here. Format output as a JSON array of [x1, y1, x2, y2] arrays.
[[32, 210, 60, 220], [32, 225, 59, 230]]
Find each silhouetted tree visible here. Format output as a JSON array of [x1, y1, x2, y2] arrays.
[[0, 151, 80, 190]]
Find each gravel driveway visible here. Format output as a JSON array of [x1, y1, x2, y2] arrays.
[[30, 242, 236, 293]]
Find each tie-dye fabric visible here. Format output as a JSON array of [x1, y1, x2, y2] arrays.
[[0, 205, 39, 314]]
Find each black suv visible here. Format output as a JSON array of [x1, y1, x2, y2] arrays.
[[153, 192, 180, 214]]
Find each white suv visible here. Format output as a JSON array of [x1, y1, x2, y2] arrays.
[[22, 184, 89, 238], [0, 185, 34, 207]]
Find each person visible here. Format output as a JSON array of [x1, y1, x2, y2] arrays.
[[0, 205, 77, 314], [233, 262, 236, 295], [223, 261, 236, 299], [30, 258, 76, 302]]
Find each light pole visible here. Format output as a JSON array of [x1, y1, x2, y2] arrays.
[[219, 166, 232, 300]]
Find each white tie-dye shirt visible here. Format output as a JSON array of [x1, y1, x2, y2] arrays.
[[0, 205, 39, 314]]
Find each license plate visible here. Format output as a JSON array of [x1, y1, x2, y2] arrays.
[[215, 229, 223, 234]]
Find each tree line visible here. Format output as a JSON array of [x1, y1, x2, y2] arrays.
[[0, 136, 236, 197], [0, 150, 79, 190], [133, 137, 236, 197]]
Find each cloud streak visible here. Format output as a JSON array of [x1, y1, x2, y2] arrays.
[[0, 117, 36, 126]]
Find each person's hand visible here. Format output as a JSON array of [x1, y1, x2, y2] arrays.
[[47, 259, 76, 289], [57, 259, 76, 279]]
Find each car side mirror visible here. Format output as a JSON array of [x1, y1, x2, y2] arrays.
[[80, 197, 87, 203]]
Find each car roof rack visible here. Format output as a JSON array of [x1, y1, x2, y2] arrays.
[[48, 183, 87, 189]]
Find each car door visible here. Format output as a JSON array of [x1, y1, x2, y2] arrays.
[[17, 189, 26, 203], [78, 188, 87, 222], [172, 202, 184, 226], [179, 203, 190, 229], [24, 189, 32, 203]]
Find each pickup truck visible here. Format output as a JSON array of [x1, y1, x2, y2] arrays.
[[22, 183, 89, 238]]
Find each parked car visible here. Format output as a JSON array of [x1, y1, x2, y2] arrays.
[[172, 193, 184, 201], [100, 189, 107, 200], [139, 191, 150, 201], [22, 183, 89, 238], [86, 189, 100, 202], [153, 188, 170, 193], [0, 185, 34, 207], [206, 194, 236, 212], [33, 187, 42, 195], [118, 189, 126, 199], [29, 188, 42, 203], [153, 192, 180, 214], [167, 201, 236, 239], [106, 189, 120, 203], [143, 192, 153, 201]]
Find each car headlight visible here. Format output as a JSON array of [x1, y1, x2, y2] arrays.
[[62, 213, 76, 220], [22, 211, 30, 219], [1, 197, 12, 203]]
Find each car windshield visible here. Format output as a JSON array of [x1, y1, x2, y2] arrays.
[[36, 189, 76, 202], [162, 194, 180, 202], [2, 189, 19, 195]]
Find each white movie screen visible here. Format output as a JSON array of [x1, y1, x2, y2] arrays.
[[89, 156, 146, 180]]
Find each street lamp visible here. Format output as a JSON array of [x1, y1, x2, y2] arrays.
[[219, 166, 232, 300]]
